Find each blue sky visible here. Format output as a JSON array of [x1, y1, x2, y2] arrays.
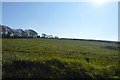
[[2, 2, 118, 41]]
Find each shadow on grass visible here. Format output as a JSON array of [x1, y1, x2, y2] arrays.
[[2, 58, 120, 79], [2, 59, 94, 79], [3, 60, 52, 78]]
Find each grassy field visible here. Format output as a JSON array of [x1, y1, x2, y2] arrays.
[[2, 38, 120, 79]]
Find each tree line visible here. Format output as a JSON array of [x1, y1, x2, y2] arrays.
[[0, 25, 59, 39], [41, 33, 59, 39]]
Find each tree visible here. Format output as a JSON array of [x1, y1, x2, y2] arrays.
[[37, 35, 40, 38], [47, 35, 53, 38], [41, 33, 47, 38], [49, 35, 53, 38], [54, 36, 59, 39]]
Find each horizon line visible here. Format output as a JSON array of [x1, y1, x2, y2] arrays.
[[58, 37, 119, 42]]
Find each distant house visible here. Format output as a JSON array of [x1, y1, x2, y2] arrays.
[[25, 29, 38, 38]]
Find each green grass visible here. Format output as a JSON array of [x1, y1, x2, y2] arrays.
[[2, 38, 119, 79]]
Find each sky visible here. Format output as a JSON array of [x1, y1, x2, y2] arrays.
[[2, 2, 118, 41]]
